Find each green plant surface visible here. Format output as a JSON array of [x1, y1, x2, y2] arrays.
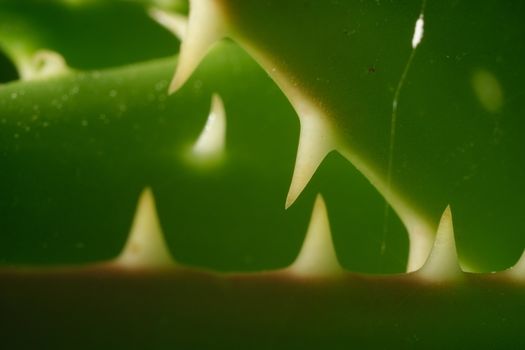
[[0, 42, 312, 270], [1, 0, 525, 348], [0, 0, 178, 73], [207, 0, 525, 271]]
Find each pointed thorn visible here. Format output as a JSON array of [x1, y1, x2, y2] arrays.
[[289, 194, 344, 277], [417, 206, 463, 281], [285, 117, 334, 209], [191, 93, 226, 161], [149, 7, 188, 40], [18, 50, 69, 81], [232, 43, 337, 209], [169, 0, 227, 94], [116, 188, 175, 268]]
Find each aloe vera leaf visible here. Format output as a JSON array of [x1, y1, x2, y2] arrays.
[[0, 38, 409, 271], [0, 0, 178, 74], [174, 0, 525, 271], [0, 192, 524, 348], [0, 43, 293, 267], [1, 1, 525, 347]]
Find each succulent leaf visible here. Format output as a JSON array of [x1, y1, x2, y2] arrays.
[[1, 0, 525, 347]]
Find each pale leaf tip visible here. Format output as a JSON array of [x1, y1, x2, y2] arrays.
[[116, 188, 175, 268], [289, 194, 344, 277], [417, 205, 462, 282]]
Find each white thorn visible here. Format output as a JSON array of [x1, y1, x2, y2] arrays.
[[169, 0, 227, 94], [411, 15, 424, 49], [149, 7, 188, 40], [289, 195, 344, 277], [18, 50, 69, 81], [417, 206, 462, 281], [285, 115, 335, 209], [224, 46, 337, 209], [191, 93, 226, 161], [116, 188, 175, 268]]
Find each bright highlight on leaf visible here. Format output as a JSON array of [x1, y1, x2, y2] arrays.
[[411, 15, 424, 48]]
